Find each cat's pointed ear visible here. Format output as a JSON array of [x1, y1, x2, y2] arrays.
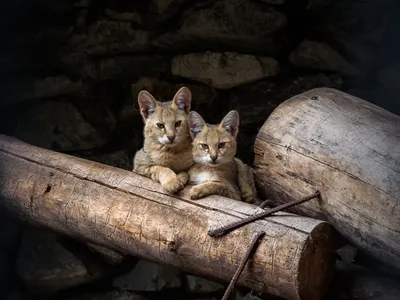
[[138, 90, 157, 121], [188, 111, 206, 139], [219, 110, 239, 138], [171, 87, 191, 114]]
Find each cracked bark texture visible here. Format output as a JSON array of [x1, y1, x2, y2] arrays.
[[254, 87, 400, 270], [0, 135, 337, 300]]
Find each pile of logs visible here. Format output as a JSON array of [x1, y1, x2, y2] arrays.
[[0, 88, 399, 300], [254, 88, 400, 270]]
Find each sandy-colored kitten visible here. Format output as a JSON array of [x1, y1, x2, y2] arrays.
[[187, 110, 255, 203], [133, 87, 194, 193]]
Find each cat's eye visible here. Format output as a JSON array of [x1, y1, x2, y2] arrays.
[[200, 144, 209, 150], [175, 120, 182, 127], [156, 123, 164, 129], [218, 142, 226, 148]]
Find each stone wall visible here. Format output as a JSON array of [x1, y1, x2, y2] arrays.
[[1, 0, 398, 167], [1, 1, 400, 299]]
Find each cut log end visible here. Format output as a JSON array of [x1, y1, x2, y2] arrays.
[[0, 134, 341, 300], [254, 87, 400, 271], [298, 222, 337, 300]]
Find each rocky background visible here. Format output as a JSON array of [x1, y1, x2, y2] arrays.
[[0, 0, 400, 299]]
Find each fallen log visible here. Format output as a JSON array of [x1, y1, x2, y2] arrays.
[[0, 135, 338, 300], [254, 87, 400, 270]]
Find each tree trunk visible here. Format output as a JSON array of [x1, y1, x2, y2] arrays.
[[254, 87, 400, 270], [0, 134, 337, 300]]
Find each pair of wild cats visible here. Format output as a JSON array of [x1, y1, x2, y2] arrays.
[[133, 86, 257, 203]]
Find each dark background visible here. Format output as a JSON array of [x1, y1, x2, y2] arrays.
[[0, 1, 399, 300]]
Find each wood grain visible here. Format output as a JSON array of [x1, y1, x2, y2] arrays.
[[254, 87, 400, 270], [0, 134, 337, 300]]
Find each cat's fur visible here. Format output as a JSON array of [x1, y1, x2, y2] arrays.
[[187, 110, 255, 203], [133, 87, 194, 193]]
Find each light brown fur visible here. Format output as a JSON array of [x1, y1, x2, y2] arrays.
[[187, 110, 255, 203], [133, 87, 194, 193]]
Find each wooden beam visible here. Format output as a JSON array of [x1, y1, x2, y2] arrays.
[[0, 134, 338, 300], [254, 87, 400, 270]]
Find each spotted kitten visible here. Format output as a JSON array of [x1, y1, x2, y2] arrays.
[[187, 110, 255, 202], [133, 87, 194, 193]]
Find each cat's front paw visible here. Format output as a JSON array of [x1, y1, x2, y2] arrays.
[[162, 175, 185, 193], [241, 187, 254, 203], [189, 185, 209, 200], [176, 172, 189, 186]]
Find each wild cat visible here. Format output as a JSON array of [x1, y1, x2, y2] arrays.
[[133, 87, 194, 193], [187, 110, 255, 203]]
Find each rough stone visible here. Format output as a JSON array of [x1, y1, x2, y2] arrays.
[[27, 76, 84, 98], [325, 261, 400, 300], [131, 77, 217, 105], [229, 73, 342, 163], [113, 260, 181, 291], [0, 25, 74, 78], [81, 20, 151, 55], [153, 0, 287, 53], [66, 290, 149, 300], [337, 245, 358, 265], [58, 51, 89, 76], [26, 76, 85, 98], [307, 0, 390, 68], [15, 229, 100, 296], [181, 298, 218, 300], [72, 0, 93, 8], [69, 87, 118, 137], [1, 76, 86, 109], [14, 99, 106, 151], [82, 56, 169, 81], [185, 275, 224, 293], [235, 289, 281, 300], [104, 9, 142, 23], [260, 0, 284, 4], [86, 243, 126, 266], [86, 151, 131, 170], [172, 52, 279, 89], [128, 77, 218, 121], [306, 0, 331, 11], [289, 40, 360, 76], [150, 0, 188, 15], [230, 73, 342, 126]]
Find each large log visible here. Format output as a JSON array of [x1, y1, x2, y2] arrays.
[[254, 87, 400, 269], [0, 135, 338, 300]]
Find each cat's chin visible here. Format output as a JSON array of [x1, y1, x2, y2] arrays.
[[206, 162, 220, 167], [206, 160, 229, 167], [161, 142, 178, 148]]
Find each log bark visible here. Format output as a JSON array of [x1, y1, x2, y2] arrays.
[[254, 87, 400, 270], [0, 134, 337, 300]]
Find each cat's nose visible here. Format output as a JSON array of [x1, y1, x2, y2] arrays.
[[210, 155, 218, 162], [167, 135, 175, 142]]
